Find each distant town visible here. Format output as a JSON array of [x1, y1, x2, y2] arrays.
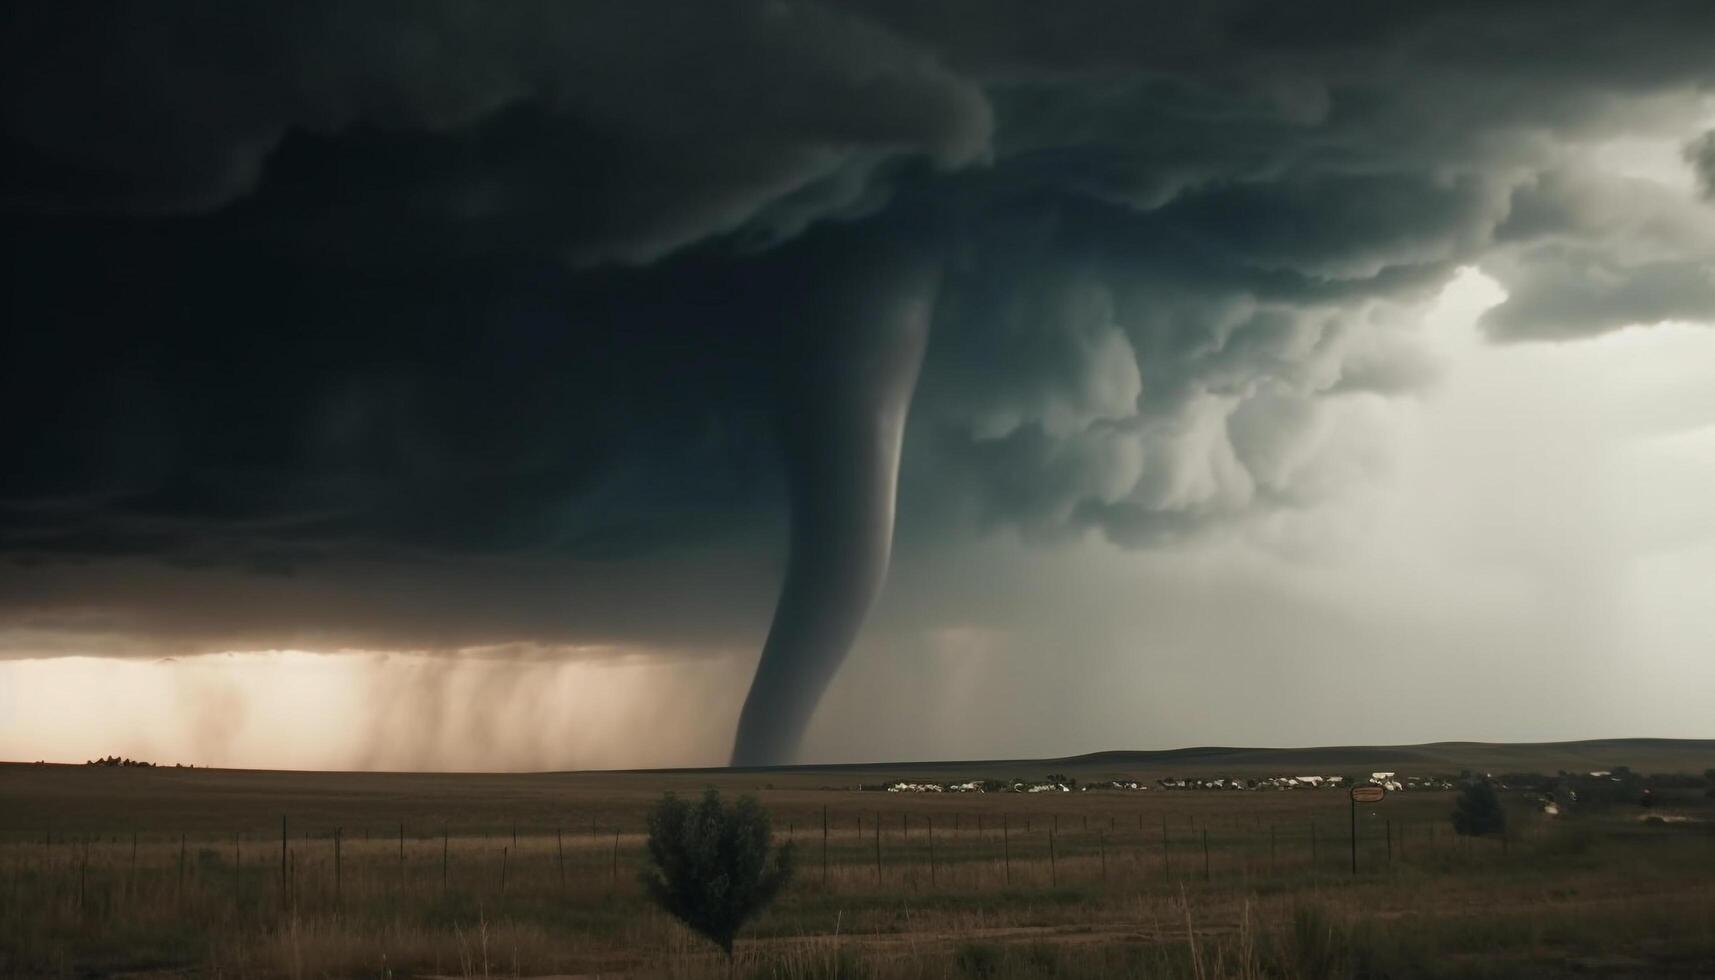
[[872, 767, 1710, 803], [877, 771, 1446, 793]]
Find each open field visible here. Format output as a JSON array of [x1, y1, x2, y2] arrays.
[[2, 740, 1713, 979]]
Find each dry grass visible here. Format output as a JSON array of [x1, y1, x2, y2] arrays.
[[1, 764, 1712, 977]]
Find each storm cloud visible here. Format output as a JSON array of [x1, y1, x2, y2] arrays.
[[5, 2, 1715, 761]]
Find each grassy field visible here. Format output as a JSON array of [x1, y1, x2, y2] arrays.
[[2, 741, 1713, 978]]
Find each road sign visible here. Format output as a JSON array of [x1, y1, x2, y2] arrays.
[[1349, 784, 1386, 875]]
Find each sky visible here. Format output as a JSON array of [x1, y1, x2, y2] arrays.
[[3, 3, 1714, 769]]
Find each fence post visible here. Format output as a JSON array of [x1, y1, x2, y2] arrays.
[[1161, 814, 1170, 881], [335, 828, 342, 914], [611, 830, 619, 890], [873, 816, 882, 885], [1350, 797, 1358, 877], [928, 815, 936, 888], [398, 822, 405, 890], [1049, 826, 1057, 887], [280, 817, 288, 911], [500, 846, 508, 897], [821, 806, 829, 887]]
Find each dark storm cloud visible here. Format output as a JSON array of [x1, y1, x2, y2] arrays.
[[1479, 167, 1715, 340], [0, 548, 781, 658], [2, 1, 990, 259], [4, 1, 1715, 669]]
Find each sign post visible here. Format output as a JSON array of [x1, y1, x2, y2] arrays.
[[1349, 784, 1386, 875]]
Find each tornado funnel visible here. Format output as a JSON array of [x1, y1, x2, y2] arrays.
[[730, 238, 938, 767]]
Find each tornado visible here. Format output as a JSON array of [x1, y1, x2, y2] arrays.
[[730, 236, 939, 768]]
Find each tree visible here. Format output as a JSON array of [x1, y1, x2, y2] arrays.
[[639, 789, 794, 956], [1451, 778, 1507, 837]]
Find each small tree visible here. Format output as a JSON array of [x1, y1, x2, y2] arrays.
[[1451, 778, 1507, 837], [640, 789, 794, 956]]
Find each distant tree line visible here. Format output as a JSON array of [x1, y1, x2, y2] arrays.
[[1467, 766, 1715, 813]]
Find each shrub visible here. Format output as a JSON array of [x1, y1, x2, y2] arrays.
[[640, 789, 794, 956], [1452, 778, 1507, 837]]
